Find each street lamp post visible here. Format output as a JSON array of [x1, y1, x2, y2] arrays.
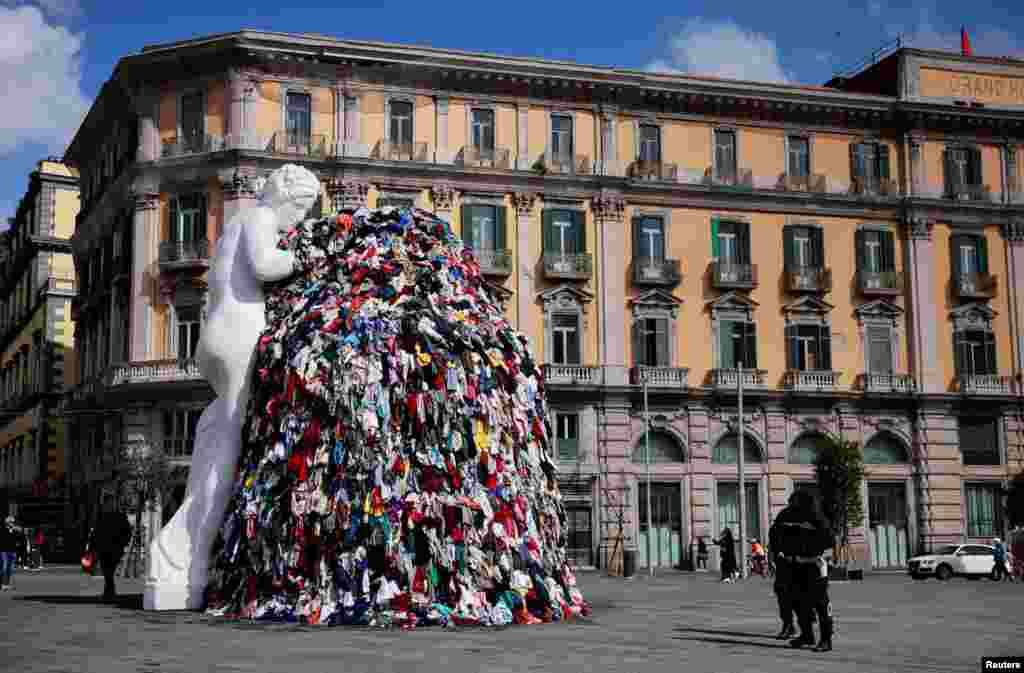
[[643, 368, 653, 577], [737, 361, 746, 580]]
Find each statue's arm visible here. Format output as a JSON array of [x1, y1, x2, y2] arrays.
[[243, 210, 296, 283]]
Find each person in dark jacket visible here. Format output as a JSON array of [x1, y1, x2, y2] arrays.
[[769, 493, 799, 639], [774, 489, 835, 652], [696, 537, 709, 570], [712, 528, 737, 582], [92, 494, 133, 603], [1, 516, 19, 590]]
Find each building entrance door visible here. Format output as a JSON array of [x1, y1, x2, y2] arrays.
[[564, 503, 593, 568], [869, 483, 908, 569], [717, 482, 761, 563], [637, 483, 683, 568]]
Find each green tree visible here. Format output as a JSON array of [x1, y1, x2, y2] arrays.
[[813, 433, 866, 565]]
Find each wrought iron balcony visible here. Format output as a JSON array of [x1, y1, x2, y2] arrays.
[[106, 359, 204, 387], [266, 132, 329, 158], [953, 272, 997, 300], [712, 262, 758, 290], [703, 166, 753, 188], [161, 134, 225, 158], [777, 173, 828, 193], [849, 176, 899, 197], [857, 372, 915, 394], [543, 364, 603, 386], [372, 140, 430, 162], [543, 253, 592, 280], [946, 183, 993, 202], [784, 266, 832, 293], [956, 374, 1012, 395], [541, 153, 592, 175], [158, 239, 210, 270], [631, 366, 689, 388], [857, 270, 904, 296], [784, 370, 841, 391], [471, 249, 513, 277], [629, 160, 678, 182], [710, 368, 768, 390], [631, 257, 682, 287], [459, 146, 512, 169]]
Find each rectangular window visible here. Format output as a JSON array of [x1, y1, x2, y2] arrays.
[[965, 483, 1003, 536], [551, 115, 573, 159], [851, 142, 891, 190], [788, 136, 810, 177], [787, 324, 831, 371], [471, 109, 495, 154], [379, 197, 414, 210], [285, 92, 312, 145], [543, 209, 584, 255], [163, 409, 201, 457], [180, 92, 204, 141], [170, 194, 204, 243], [783, 225, 824, 270], [633, 216, 665, 260], [463, 205, 499, 252], [866, 325, 893, 374], [945, 146, 982, 194], [636, 317, 670, 367], [718, 320, 757, 369], [556, 413, 579, 461], [954, 329, 997, 376], [714, 129, 737, 180], [713, 220, 751, 264], [1008, 146, 1020, 194], [176, 319, 201, 360], [638, 124, 660, 162], [959, 418, 1000, 466], [388, 100, 414, 147], [552, 314, 581, 365], [950, 234, 988, 280]]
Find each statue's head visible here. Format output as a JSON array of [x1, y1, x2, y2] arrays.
[[258, 164, 321, 232]]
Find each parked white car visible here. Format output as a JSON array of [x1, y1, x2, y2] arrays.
[[907, 544, 995, 580]]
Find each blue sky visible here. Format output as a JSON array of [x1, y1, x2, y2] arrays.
[[1, 0, 1022, 227]]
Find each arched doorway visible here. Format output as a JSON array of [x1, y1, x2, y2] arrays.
[[632, 430, 686, 569], [865, 432, 911, 569], [713, 433, 765, 558]]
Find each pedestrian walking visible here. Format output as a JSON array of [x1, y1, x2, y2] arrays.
[[992, 538, 1014, 583], [1, 516, 19, 591], [712, 528, 737, 583], [696, 538, 709, 570], [90, 495, 133, 603], [774, 490, 835, 652], [32, 528, 45, 570]]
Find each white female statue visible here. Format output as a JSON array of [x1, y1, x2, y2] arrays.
[[144, 164, 320, 610]]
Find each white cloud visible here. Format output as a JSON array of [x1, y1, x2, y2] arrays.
[[0, 5, 90, 156], [644, 18, 794, 84]]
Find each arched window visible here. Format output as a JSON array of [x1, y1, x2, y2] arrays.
[[864, 432, 909, 464], [631, 431, 685, 463], [712, 433, 762, 464], [789, 433, 828, 464]]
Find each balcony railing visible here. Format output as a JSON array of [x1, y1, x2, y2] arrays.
[[161, 134, 225, 158], [629, 160, 678, 181], [631, 366, 690, 388], [158, 239, 210, 269], [543, 365, 603, 386], [631, 257, 682, 287], [703, 166, 754, 188], [849, 177, 899, 197], [711, 368, 768, 390], [777, 173, 828, 193], [266, 132, 329, 158], [459, 146, 512, 169], [858, 372, 915, 393], [471, 248, 513, 277], [857, 270, 904, 296], [542, 153, 592, 175], [953, 272, 997, 300], [543, 253, 593, 280], [372, 140, 430, 162], [956, 374, 1012, 395], [785, 266, 832, 293], [712, 262, 758, 290], [106, 358, 204, 387], [946, 183, 993, 202], [784, 370, 841, 391]]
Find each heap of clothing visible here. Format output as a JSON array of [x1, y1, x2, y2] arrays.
[[204, 206, 589, 628]]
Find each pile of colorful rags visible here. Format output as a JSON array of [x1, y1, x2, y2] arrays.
[[203, 206, 590, 628]]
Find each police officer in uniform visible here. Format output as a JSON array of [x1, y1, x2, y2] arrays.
[[768, 493, 798, 640], [773, 489, 834, 652]]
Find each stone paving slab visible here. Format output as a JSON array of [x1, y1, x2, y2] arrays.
[[1, 569, 1021, 673]]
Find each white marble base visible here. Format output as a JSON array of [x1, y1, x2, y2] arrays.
[[143, 580, 194, 611]]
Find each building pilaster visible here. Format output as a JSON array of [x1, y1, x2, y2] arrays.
[[1001, 220, 1024, 378], [902, 212, 940, 393], [435, 97, 449, 164], [593, 189, 627, 386], [134, 87, 160, 163], [129, 189, 159, 361], [516, 104, 529, 170], [512, 192, 535, 333]]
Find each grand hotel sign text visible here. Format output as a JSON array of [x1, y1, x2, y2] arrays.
[[924, 68, 1024, 105]]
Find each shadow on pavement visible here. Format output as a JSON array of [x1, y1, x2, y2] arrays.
[[675, 626, 781, 639], [14, 593, 144, 610], [671, 635, 794, 650]]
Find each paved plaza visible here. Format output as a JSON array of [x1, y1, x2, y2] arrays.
[[1, 567, 1021, 673]]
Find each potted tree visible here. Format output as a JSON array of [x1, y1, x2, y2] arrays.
[[813, 433, 865, 581]]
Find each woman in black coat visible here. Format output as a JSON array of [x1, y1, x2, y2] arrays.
[[712, 528, 737, 582]]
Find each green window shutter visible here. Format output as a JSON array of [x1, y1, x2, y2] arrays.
[[855, 229, 867, 272], [655, 318, 670, 367], [783, 225, 795, 270], [977, 235, 989, 274], [950, 234, 968, 277], [785, 324, 797, 370], [811, 228, 825, 268], [719, 321, 735, 369], [944, 148, 957, 195], [881, 230, 896, 272], [711, 216, 721, 259], [462, 205, 477, 250], [737, 221, 751, 264], [743, 322, 758, 369], [877, 143, 891, 181], [573, 210, 587, 253], [633, 217, 644, 260], [494, 206, 507, 251], [970, 147, 983, 186], [542, 210, 556, 253], [819, 324, 832, 370], [984, 331, 997, 375], [850, 142, 866, 182], [169, 196, 179, 242]]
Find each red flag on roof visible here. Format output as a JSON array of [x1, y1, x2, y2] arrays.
[[961, 26, 973, 56]]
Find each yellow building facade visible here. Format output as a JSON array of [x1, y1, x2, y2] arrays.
[[63, 32, 1024, 571]]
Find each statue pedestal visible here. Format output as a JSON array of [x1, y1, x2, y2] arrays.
[[143, 494, 205, 611], [143, 580, 193, 610]]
